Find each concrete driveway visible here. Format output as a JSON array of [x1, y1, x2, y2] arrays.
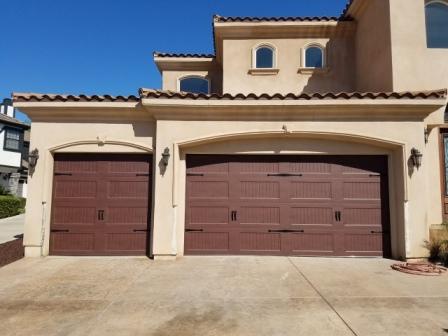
[[0, 257, 447, 336], [0, 214, 24, 244]]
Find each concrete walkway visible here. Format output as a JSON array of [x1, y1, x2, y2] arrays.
[[0, 257, 447, 336], [0, 214, 25, 244]]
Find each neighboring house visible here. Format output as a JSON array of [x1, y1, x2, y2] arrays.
[[12, 0, 448, 260], [0, 98, 30, 198]]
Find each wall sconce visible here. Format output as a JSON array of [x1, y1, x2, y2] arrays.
[[161, 147, 170, 166], [424, 128, 429, 144], [28, 149, 39, 176], [410, 148, 423, 169]]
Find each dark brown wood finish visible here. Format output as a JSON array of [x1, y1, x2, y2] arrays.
[[50, 153, 152, 256], [185, 155, 390, 257]]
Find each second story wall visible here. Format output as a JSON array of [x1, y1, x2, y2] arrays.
[[389, 0, 448, 92], [222, 36, 356, 95], [354, 0, 394, 92], [0, 126, 22, 168]]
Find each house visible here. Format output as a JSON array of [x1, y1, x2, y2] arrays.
[[0, 98, 30, 198], [12, 0, 448, 260]]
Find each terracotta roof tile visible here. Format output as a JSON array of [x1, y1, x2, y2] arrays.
[[153, 52, 215, 58], [139, 89, 447, 101], [213, 15, 349, 23], [13, 92, 139, 103]]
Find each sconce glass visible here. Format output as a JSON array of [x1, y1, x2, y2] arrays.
[[411, 148, 423, 169], [161, 147, 170, 166]]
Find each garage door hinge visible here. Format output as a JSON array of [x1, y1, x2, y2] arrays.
[[54, 172, 72, 176]]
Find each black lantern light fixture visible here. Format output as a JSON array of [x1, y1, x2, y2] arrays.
[[410, 148, 423, 169], [161, 147, 170, 166], [28, 149, 40, 175]]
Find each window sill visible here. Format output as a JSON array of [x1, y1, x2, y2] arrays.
[[298, 67, 329, 75], [248, 68, 280, 76]]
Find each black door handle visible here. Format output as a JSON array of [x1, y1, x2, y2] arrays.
[[98, 210, 104, 221], [338, 211, 342, 222], [335, 211, 342, 222], [231, 211, 237, 221], [185, 229, 204, 232]]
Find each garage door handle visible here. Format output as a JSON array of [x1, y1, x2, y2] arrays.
[[269, 229, 304, 233], [267, 173, 303, 177], [98, 210, 104, 221], [185, 229, 204, 232], [51, 229, 69, 233]]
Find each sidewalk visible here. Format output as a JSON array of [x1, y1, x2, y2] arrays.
[[0, 214, 25, 244]]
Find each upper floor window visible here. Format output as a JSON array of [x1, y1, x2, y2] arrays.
[[304, 45, 324, 68], [4, 128, 21, 151], [425, 1, 448, 48], [254, 44, 276, 69], [179, 76, 210, 94]]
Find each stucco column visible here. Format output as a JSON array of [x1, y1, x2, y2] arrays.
[[151, 120, 177, 259]]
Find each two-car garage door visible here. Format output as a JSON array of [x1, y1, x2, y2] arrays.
[[185, 155, 391, 257]]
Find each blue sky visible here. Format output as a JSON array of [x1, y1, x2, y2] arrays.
[[1, 0, 348, 121]]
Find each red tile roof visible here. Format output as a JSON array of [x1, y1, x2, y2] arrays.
[[213, 15, 349, 23], [13, 93, 139, 103], [139, 89, 447, 101], [154, 52, 215, 58]]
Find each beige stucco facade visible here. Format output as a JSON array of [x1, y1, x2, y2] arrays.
[[14, 0, 448, 260]]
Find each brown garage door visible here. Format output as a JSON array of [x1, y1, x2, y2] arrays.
[[185, 155, 390, 257], [50, 153, 152, 256]]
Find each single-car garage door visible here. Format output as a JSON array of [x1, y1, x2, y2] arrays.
[[185, 155, 390, 257], [50, 153, 152, 256]]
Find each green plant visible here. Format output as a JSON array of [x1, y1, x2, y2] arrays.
[[0, 196, 22, 219], [440, 240, 448, 267], [424, 237, 443, 262], [17, 197, 26, 212], [0, 185, 11, 196]]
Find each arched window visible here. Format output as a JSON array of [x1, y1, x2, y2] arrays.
[[179, 76, 210, 94], [425, 1, 448, 48], [305, 46, 324, 68], [254, 45, 275, 69]]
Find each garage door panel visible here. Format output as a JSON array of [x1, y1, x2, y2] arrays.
[[185, 231, 230, 252], [343, 181, 381, 200], [289, 206, 335, 227], [239, 232, 282, 252], [287, 160, 332, 174], [54, 180, 98, 199], [106, 207, 148, 225], [51, 233, 95, 253], [343, 233, 384, 255], [188, 180, 229, 199], [342, 207, 382, 227], [288, 232, 335, 255], [239, 181, 280, 199], [239, 206, 281, 225], [104, 233, 147, 252], [52, 206, 97, 225], [290, 181, 333, 200]]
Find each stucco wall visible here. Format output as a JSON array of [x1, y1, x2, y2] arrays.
[[354, 0, 394, 92], [23, 112, 155, 257], [221, 37, 356, 95], [389, 0, 448, 92]]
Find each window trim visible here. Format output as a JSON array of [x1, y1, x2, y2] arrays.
[[250, 43, 279, 75], [299, 43, 328, 74], [177, 75, 211, 94], [3, 127, 22, 153], [425, 0, 448, 48]]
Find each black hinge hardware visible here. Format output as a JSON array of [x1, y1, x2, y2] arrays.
[[54, 172, 72, 176], [133, 229, 148, 232], [187, 173, 204, 176], [369, 174, 381, 177], [268, 229, 305, 233], [51, 229, 69, 233], [267, 173, 303, 177], [185, 229, 204, 232]]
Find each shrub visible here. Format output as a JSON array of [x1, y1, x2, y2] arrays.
[[424, 237, 443, 262], [17, 197, 26, 212], [0, 196, 22, 219], [0, 185, 10, 196]]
